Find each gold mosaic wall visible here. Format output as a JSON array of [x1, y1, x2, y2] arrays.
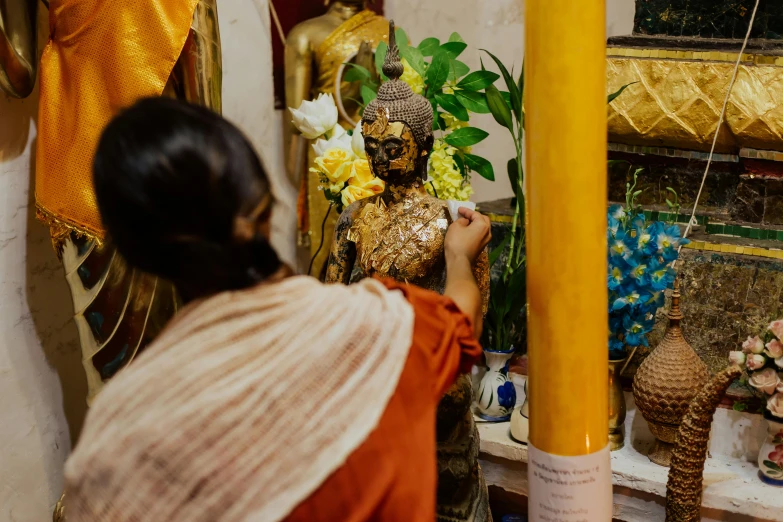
[[607, 48, 783, 154]]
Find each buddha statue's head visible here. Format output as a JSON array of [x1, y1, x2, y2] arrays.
[[362, 21, 434, 187]]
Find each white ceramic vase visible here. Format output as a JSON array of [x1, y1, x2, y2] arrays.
[[476, 348, 516, 422], [759, 415, 783, 487], [509, 378, 529, 444]]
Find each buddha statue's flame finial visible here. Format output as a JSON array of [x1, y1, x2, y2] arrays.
[[383, 21, 404, 80]]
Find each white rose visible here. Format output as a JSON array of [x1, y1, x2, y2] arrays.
[[743, 335, 765, 354], [289, 93, 339, 140], [747, 354, 767, 371], [769, 320, 783, 340], [728, 351, 747, 366], [768, 392, 783, 419], [779, 373, 783, 393], [767, 340, 783, 359], [749, 367, 780, 395], [777, 357, 783, 369], [352, 121, 366, 159], [312, 126, 354, 158]]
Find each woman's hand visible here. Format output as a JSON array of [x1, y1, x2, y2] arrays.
[[444, 208, 491, 338], [445, 207, 492, 265]]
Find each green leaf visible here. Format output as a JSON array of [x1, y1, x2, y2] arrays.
[[482, 49, 522, 122], [457, 71, 500, 91], [444, 127, 489, 148], [764, 460, 783, 472], [343, 63, 372, 83], [435, 93, 470, 122], [418, 37, 441, 56], [507, 158, 520, 200], [395, 27, 410, 49], [453, 153, 467, 177], [448, 32, 465, 44], [375, 41, 388, 80], [608, 82, 637, 104], [447, 60, 470, 81], [733, 402, 748, 412], [465, 153, 495, 181], [441, 42, 468, 60], [400, 44, 426, 77], [426, 50, 451, 93], [361, 84, 377, 105], [517, 59, 525, 97], [456, 91, 490, 114], [489, 234, 511, 267], [486, 85, 513, 131], [607, 159, 629, 167]]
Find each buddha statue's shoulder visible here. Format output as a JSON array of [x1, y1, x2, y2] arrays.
[[286, 15, 342, 50]]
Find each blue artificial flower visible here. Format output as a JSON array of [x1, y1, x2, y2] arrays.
[[497, 381, 516, 409], [648, 265, 675, 291], [608, 265, 625, 291], [646, 289, 665, 310], [622, 315, 650, 347]]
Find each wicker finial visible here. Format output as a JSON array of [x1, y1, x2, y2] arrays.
[[668, 276, 684, 325], [383, 21, 404, 80]]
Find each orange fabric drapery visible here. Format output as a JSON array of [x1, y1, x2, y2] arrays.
[[36, 0, 200, 240]]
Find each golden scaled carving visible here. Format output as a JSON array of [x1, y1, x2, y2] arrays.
[[665, 365, 743, 522], [607, 48, 783, 154]]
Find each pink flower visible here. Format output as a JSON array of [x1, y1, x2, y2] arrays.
[[747, 354, 767, 371], [768, 393, 783, 419], [743, 335, 765, 354], [769, 444, 783, 467], [769, 320, 783, 340], [777, 357, 783, 369], [767, 340, 783, 359], [778, 374, 783, 393], [729, 351, 747, 366], [749, 368, 780, 395]]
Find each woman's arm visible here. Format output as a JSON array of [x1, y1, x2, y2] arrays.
[[444, 208, 492, 338]]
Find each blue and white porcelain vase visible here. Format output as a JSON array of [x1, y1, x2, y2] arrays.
[[476, 348, 516, 422], [759, 413, 783, 487]]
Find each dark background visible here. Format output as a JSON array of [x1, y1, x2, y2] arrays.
[[634, 0, 783, 39], [270, 0, 385, 109]]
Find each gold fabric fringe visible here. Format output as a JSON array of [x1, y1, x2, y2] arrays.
[[36, 204, 101, 259]]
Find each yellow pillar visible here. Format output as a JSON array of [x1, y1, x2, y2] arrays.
[[525, 0, 612, 519]]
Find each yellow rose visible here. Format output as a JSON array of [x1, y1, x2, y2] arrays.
[[341, 185, 377, 207], [346, 159, 385, 195], [314, 148, 354, 184]]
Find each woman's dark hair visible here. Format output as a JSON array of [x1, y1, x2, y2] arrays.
[[93, 97, 281, 300]]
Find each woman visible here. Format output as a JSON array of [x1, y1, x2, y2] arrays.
[[63, 97, 492, 522]]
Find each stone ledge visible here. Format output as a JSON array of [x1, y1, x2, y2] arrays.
[[478, 394, 781, 522]]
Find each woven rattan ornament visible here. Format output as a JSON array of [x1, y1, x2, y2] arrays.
[[362, 21, 433, 150], [633, 276, 710, 467], [665, 365, 742, 522]]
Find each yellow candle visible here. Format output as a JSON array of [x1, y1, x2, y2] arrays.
[[525, 0, 611, 514], [526, 0, 608, 459]]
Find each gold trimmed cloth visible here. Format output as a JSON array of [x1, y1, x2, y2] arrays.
[[36, 0, 200, 240]]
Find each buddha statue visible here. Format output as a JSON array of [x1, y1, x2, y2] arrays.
[[326, 24, 490, 522], [284, 0, 388, 278]]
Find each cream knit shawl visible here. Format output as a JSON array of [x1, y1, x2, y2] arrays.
[[63, 276, 414, 522]]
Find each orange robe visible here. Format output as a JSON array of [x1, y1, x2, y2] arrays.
[[285, 280, 482, 522], [36, 0, 199, 240]]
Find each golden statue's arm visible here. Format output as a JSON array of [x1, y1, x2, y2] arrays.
[[283, 23, 314, 187], [164, 0, 222, 112], [0, 0, 38, 98]]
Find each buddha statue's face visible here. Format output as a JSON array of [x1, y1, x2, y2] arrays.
[[362, 109, 424, 186]]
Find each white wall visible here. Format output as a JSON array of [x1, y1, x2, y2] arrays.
[[0, 9, 87, 520]]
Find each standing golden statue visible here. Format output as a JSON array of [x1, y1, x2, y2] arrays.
[[326, 24, 490, 522], [2, 2, 220, 519], [284, 0, 388, 278]]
